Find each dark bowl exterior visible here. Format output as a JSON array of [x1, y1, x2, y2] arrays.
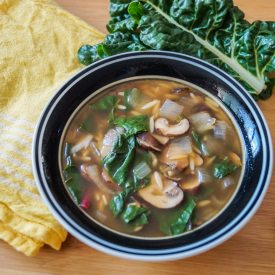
[[33, 51, 272, 261]]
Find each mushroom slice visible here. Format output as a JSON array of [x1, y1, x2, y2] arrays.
[[152, 134, 170, 145], [155, 118, 190, 136], [159, 164, 182, 181], [136, 132, 162, 152], [179, 175, 200, 194], [138, 178, 184, 209], [81, 164, 115, 195], [160, 143, 189, 172]]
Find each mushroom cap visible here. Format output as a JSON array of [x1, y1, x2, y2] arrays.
[[138, 178, 184, 209], [137, 132, 162, 152], [179, 175, 200, 194], [155, 118, 190, 136]]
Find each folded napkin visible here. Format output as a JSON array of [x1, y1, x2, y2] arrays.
[[0, 0, 104, 256]]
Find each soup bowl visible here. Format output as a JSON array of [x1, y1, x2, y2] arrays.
[[33, 51, 272, 261]]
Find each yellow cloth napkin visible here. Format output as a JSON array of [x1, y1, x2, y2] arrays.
[[0, 0, 104, 256]]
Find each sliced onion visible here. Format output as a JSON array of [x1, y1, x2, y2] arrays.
[[189, 112, 216, 133], [219, 176, 235, 190], [197, 168, 212, 184], [133, 161, 152, 180], [167, 136, 192, 159], [101, 127, 124, 157], [159, 99, 184, 121], [71, 134, 93, 154], [81, 164, 114, 195], [214, 121, 229, 139]]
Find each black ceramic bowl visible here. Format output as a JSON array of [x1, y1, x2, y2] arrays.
[[33, 51, 272, 261]]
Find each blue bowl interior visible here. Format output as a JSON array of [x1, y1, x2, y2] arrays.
[[33, 52, 271, 257]]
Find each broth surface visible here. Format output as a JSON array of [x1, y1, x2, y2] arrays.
[[61, 78, 243, 237]]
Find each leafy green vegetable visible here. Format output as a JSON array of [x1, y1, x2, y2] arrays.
[[91, 95, 118, 121], [63, 143, 81, 204], [124, 88, 140, 110], [103, 135, 136, 186], [159, 198, 196, 235], [113, 115, 149, 136], [132, 213, 149, 227], [78, 32, 148, 64], [66, 176, 81, 204], [192, 131, 210, 156], [121, 203, 150, 226], [110, 192, 125, 216], [170, 198, 196, 235], [128, 1, 144, 23], [213, 158, 238, 179], [79, 116, 95, 132], [103, 114, 152, 223], [78, 0, 275, 99]]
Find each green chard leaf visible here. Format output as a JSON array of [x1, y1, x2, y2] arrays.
[[123, 88, 140, 110], [103, 135, 136, 186], [65, 176, 81, 205], [78, 0, 275, 99], [113, 115, 149, 136], [103, 113, 152, 219], [213, 158, 238, 179], [110, 192, 125, 216], [79, 116, 95, 132], [78, 32, 148, 64], [91, 95, 118, 122], [121, 203, 150, 226], [128, 1, 144, 23], [170, 198, 196, 235], [91, 95, 118, 111], [63, 143, 81, 204], [159, 198, 196, 236]]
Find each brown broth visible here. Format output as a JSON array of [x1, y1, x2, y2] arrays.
[[61, 78, 243, 238]]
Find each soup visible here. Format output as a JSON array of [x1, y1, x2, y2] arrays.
[[61, 79, 243, 237]]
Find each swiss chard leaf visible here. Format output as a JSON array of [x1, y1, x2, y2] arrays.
[[91, 95, 118, 122], [159, 198, 196, 236], [110, 192, 125, 216], [79, 116, 95, 133], [113, 115, 149, 136], [63, 143, 81, 204], [78, 0, 275, 98], [91, 95, 118, 111], [128, 1, 144, 23], [65, 176, 81, 205], [121, 203, 150, 225], [123, 88, 140, 110], [213, 158, 238, 179], [103, 135, 136, 186], [170, 198, 196, 235], [78, 32, 148, 64]]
